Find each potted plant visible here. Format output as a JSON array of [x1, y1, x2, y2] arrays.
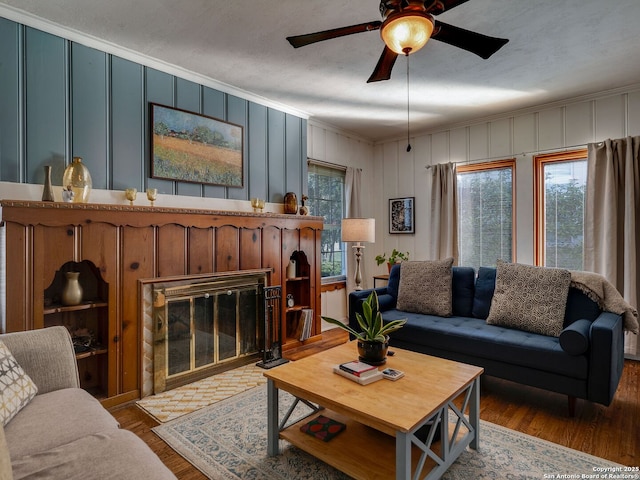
[[375, 248, 409, 272], [322, 291, 406, 365]]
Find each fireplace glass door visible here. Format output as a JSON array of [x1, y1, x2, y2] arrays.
[[153, 273, 265, 393]]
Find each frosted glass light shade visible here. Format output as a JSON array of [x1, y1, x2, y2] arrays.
[[342, 218, 376, 243], [62, 156, 92, 203], [381, 12, 434, 55]]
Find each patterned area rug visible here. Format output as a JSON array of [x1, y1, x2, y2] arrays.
[[153, 385, 625, 480], [137, 363, 267, 422]]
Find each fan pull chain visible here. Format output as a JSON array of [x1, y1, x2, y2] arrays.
[[406, 51, 412, 153]]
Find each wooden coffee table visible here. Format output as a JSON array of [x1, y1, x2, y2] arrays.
[[264, 341, 483, 480]]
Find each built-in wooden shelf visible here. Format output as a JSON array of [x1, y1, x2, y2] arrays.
[[75, 347, 109, 360], [43, 301, 109, 315]]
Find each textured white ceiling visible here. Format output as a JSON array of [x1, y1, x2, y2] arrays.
[[2, 0, 640, 141]]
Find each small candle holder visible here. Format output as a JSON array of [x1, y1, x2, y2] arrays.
[[251, 198, 265, 212], [125, 188, 137, 206], [146, 188, 158, 207]]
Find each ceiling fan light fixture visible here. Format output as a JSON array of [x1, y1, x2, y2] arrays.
[[380, 12, 434, 55]]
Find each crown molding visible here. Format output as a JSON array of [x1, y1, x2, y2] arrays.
[[0, 4, 310, 120]]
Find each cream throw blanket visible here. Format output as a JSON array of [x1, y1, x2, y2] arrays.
[[570, 271, 639, 334]]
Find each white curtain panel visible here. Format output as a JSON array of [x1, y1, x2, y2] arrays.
[[584, 136, 640, 358], [344, 167, 365, 292], [426, 162, 459, 263]]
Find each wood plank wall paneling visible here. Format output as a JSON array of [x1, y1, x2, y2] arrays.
[[0, 17, 307, 203], [111, 57, 144, 191], [239, 228, 262, 271], [262, 226, 282, 285], [1, 201, 323, 405], [248, 103, 268, 202], [157, 225, 187, 277], [121, 226, 155, 394], [4, 223, 30, 331], [0, 18, 20, 181], [188, 227, 215, 275], [72, 43, 108, 188], [215, 225, 240, 272], [25, 27, 67, 185], [268, 109, 286, 203]]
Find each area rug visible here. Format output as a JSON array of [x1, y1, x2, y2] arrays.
[[137, 363, 267, 422], [153, 385, 625, 480]]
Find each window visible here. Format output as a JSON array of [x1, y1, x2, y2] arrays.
[[307, 162, 346, 279], [457, 160, 515, 270], [534, 150, 587, 270]]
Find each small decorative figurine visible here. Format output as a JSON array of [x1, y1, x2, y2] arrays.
[[62, 185, 74, 203], [299, 195, 309, 215]]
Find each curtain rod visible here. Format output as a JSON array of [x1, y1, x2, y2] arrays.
[[307, 158, 348, 171], [425, 143, 588, 168]]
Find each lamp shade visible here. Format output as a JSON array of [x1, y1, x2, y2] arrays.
[[380, 12, 434, 55], [342, 218, 375, 243]]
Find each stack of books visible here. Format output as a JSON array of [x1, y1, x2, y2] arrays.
[[293, 309, 314, 341], [300, 309, 313, 341], [333, 360, 383, 385]]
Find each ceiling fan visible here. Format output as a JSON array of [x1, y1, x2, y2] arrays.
[[286, 0, 509, 83]]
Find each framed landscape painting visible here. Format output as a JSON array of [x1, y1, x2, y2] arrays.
[[389, 197, 415, 234], [151, 103, 243, 187]]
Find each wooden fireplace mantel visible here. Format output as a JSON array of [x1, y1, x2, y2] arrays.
[[1, 199, 323, 407]]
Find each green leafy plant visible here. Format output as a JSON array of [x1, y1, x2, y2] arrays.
[[375, 248, 409, 266], [322, 291, 406, 342]]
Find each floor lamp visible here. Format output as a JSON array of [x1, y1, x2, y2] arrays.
[[342, 218, 375, 290]]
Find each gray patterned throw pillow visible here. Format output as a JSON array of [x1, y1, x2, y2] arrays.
[[0, 340, 38, 426], [486, 261, 571, 337], [396, 258, 454, 316]]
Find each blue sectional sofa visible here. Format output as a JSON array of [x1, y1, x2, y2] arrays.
[[349, 264, 626, 414]]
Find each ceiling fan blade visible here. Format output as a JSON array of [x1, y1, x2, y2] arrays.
[[367, 46, 399, 83], [431, 21, 508, 59], [287, 21, 382, 48], [427, 0, 472, 15]]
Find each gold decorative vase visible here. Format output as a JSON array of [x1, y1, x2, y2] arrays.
[[61, 272, 83, 306], [62, 156, 92, 203]]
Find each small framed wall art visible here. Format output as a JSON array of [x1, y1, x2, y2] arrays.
[[389, 197, 415, 234], [150, 103, 243, 187]]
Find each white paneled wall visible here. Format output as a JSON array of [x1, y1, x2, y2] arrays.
[[373, 86, 640, 268], [307, 121, 375, 327], [309, 86, 640, 335]]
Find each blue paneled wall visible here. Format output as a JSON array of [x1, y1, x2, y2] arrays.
[[0, 17, 306, 202]]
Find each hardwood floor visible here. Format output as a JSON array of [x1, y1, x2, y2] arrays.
[[110, 329, 639, 478]]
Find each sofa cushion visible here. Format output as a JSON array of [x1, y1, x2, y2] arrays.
[[11, 429, 176, 480], [0, 340, 38, 427], [5, 388, 119, 459], [472, 267, 496, 319], [0, 424, 12, 480], [486, 261, 571, 337], [384, 310, 588, 379], [452, 267, 475, 317], [560, 319, 591, 355], [387, 263, 401, 299], [0, 327, 80, 394], [397, 258, 454, 316]]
